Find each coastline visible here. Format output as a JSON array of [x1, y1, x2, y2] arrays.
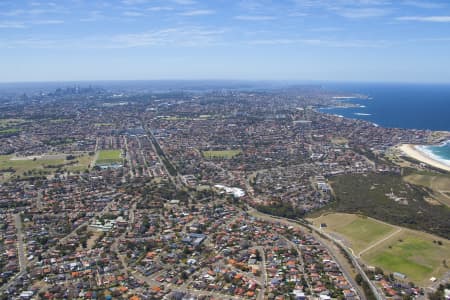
[[399, 144, 450, 172]]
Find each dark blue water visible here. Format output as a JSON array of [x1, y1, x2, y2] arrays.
[[419, 141, 450, 165], [319, 83, 450, 165], [320, 83, 450, 131]]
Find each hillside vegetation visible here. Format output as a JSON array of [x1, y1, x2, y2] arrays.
[[322, 173, 450, 239]]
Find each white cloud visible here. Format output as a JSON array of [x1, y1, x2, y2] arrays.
[[0, 27, 227, 49], [172, 0, 196, 5], [402, 1, 446, 9], [123, 11, 145, 17], [247, 38, 389, 48], [1, 9, 26, 17], [288, 12, 308, 17], [293, 0, 392, 19], [247, 39, 298, 45], [147, 6, 174, 12], [238, 0, 270, 11], [0, 37, 59, 48], [106, 27, 226, 48], [32, 19, 64, 25], [309, 27, 343, 32], [396, 16, 450, 22], [235, 15, 276, 21], [0, 21, 27, 29], [332, 7, 391, 18], [121, 0, 150, 5], [409, 37, 450, 42], [80, 11, 105, 22], [179, 9, 215, 16]]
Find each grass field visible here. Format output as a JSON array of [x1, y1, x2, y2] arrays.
[[0, 128, 21, 135], [202, 149, 242, 159], [94, 123, 113, 127], [0, 119, 25, 136], [0, 153, 93, 181], [333, 219, 394, 253], [69, 155, 94, 171], [49, 119, 72, 123], [364, 231, 449, 284], [311, 213, 449, 285], [0, 118, 25, 127], [310, 213, 395, 253], [331, 137, 348, 145], [96, 150, 123, 165]]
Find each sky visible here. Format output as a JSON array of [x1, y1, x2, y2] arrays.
[[1, 0, 450, 83]]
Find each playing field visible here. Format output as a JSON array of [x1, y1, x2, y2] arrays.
[[96, 150, 123, 165], [94, 123, 113, 127], [311, 213, 395, 253], [0, 153, 93, 181], [202, 149, 241, 159], [363, 231, 449, 285], [331, 137, 348, 145], [311, 213, 450, 285]]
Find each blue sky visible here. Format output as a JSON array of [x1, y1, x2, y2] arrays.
[[1, 0, 450, 83]]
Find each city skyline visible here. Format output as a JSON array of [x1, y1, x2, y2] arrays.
[[1, 0, 450, 83]]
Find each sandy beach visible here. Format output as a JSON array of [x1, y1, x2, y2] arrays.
[[399, 144, 450, 172]]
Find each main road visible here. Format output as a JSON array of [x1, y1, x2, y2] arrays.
[[140, 121, 185, 190], [0, 214, 28, 293], [246, 207, 384, 300]]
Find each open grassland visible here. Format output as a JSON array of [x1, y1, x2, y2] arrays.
[[96, 150, 123, 165], [94, 123, 113, 127], [364, 231, 449, 285], [0, 153, 93, 181], [311, 213, 395, 253], [49, 118, 72, 123], [70, 155, 94, 171], [0, 128, 21, 135], [404, 171, 450, 207], [0, 118, 26, 137], [202, 149, 242, 159], [311, 213, 449, 285], [0, 118, 25, 127]]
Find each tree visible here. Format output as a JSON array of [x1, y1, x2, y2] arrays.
[[355, 274, 363, 285]]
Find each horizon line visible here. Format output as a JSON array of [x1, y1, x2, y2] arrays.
[[1, 79, 450, 85]]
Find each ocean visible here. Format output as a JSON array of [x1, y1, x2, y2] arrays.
[[417, 141, 450, 167], [319, 83, 450, 165]]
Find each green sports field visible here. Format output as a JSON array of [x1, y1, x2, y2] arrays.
[[364, 231, 449, 284], [311, 213, 449, 285], [337, 218, 395, 253], [202, 149, 241, 159], [311, 213, 395, 253], [96, 150, 123, 165]]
